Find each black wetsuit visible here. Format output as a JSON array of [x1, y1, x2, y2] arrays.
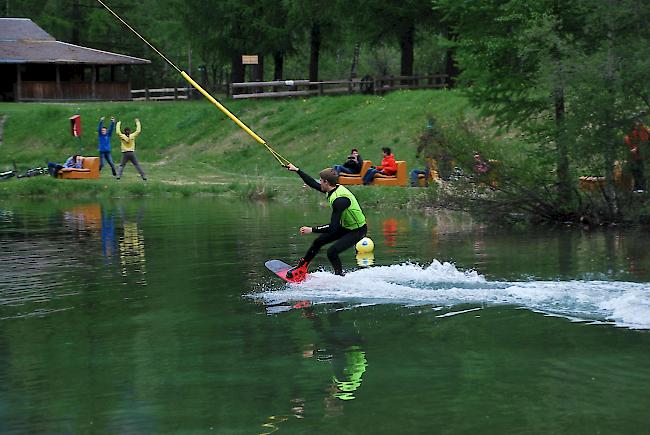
[[297, 169, 368, 275]]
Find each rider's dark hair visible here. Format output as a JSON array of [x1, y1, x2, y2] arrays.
[[319, 168, 339, 186]]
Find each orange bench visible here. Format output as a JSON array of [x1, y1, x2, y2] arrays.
[[339, 160, 372, 185], [372, 161, 408, 187], [58, 156, 100, 179], [578, 161, 633, 192]]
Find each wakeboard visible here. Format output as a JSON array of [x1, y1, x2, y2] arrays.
[[265, 259, 308, 283]]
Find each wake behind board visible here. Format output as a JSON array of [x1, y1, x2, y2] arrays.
[[265, 259, 308, 283]]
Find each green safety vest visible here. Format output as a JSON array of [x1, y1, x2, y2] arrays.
[[328, 185, 366, 230]]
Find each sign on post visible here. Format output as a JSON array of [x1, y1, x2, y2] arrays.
[[242, 55, 259, 65]]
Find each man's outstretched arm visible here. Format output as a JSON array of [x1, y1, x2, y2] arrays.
[[287, 163, 323, 192]]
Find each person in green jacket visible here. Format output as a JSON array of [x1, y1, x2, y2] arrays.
[[286, 164, 368, 278], [116, 118, 146, 181]]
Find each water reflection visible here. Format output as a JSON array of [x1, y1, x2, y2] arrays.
[[382, 218, 398, 250], [56, 202, 148, 283], [117, 206, 147, 284], [1, 199, 650, 433], [300, 305, 367, 404], [63, 204, 102, 231], [101, 206, 118, 264], [356, 252, 374, 267], [259, 399, 304, 435]]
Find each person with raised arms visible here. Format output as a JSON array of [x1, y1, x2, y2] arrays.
[[97, 116, 117, 176], [285, 164, 368, 279], [116, 118, 147, 181]]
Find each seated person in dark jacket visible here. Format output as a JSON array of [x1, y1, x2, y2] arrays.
[[47, 155, 83, 177], [333, 148, 363, 175]]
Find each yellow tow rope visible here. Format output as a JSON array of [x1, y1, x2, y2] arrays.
[[95, 0, 292, 167]]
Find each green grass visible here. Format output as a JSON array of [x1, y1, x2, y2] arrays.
[[0, 90, 475, 202]]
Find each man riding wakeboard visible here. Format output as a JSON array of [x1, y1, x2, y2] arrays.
[[285, 164, 368, 279]]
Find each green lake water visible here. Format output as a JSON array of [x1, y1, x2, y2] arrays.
[[1, 197, 649, 434]]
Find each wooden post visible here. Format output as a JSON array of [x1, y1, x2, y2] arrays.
[[145, 88, 150, 101], [174, 87, 178, 100], [91, 65, 96, 99], [318, 83, 324, 96], [347, 79, 352, 94], [15, 65, 21, 101], [126, 65, 132, 100], [55, 64, 62, 99]]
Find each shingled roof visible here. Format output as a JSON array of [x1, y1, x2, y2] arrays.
[[0, 18, 150, 65]]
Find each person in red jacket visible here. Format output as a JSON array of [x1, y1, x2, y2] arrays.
[[625, 120, 649, 192], [362, 147, 398, 185]]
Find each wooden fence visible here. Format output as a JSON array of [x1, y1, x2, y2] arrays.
[[230, 74, 447, 99], [131, 87, 192, 101]]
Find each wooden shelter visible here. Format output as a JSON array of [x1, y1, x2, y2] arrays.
[[0, 18, 150, 102]]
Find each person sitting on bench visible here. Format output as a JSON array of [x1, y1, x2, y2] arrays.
[[47, 155, 82, 177], [333, 148, 364, 175], [362, 147, 397, 185]]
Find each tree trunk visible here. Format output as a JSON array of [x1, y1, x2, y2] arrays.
[[71, 0, 81, 45], [231, 53, 244, 84], [603, 23, 619, 218], [399, 23, 415, 81], [273, 52, 284, 80], [309, 24, 321, 82], [252, 54, 264, 82], [554, 85, 571, 204], [445, 27, 460, 88], [349, 42, 360, 79], [210, 64, 219, 89]]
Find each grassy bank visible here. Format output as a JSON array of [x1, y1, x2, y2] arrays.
[[0, 90, 472, 206], [0, 170, 438, 212], [1, 90, 469, 169]]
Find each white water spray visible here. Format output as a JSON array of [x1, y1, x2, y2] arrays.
[[252, 260, 650, 330]]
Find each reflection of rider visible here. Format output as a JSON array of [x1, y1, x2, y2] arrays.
[[302, 305, 368, 402], [331, 345, 368, 400]]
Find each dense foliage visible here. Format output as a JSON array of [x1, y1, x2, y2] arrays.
[[439, 0, 650, 223], [5, 0, 650, 223], [6, 0, 452, 88]]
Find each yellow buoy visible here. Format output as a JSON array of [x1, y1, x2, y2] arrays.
[[355, 237, 374, 253]]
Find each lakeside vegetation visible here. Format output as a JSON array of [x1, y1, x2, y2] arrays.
[[2, 87, 649, 225]]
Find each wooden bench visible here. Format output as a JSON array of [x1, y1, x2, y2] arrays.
[[58, 156, 100, 179], [415, 158, 440, 187], [578, 161, 633, 192], [373, 161, 408, 187], [339, 160, 372, 185], [416, 171, 436, 187]]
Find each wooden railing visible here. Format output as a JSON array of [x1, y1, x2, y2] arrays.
[[230, 74, 447, 99], [131, 87, 192, 101]]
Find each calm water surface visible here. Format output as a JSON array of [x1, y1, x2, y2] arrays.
[[1, 197, 649, 434]]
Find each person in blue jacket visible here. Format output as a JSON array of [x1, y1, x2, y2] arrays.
[[98, 116, 117, 176]]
